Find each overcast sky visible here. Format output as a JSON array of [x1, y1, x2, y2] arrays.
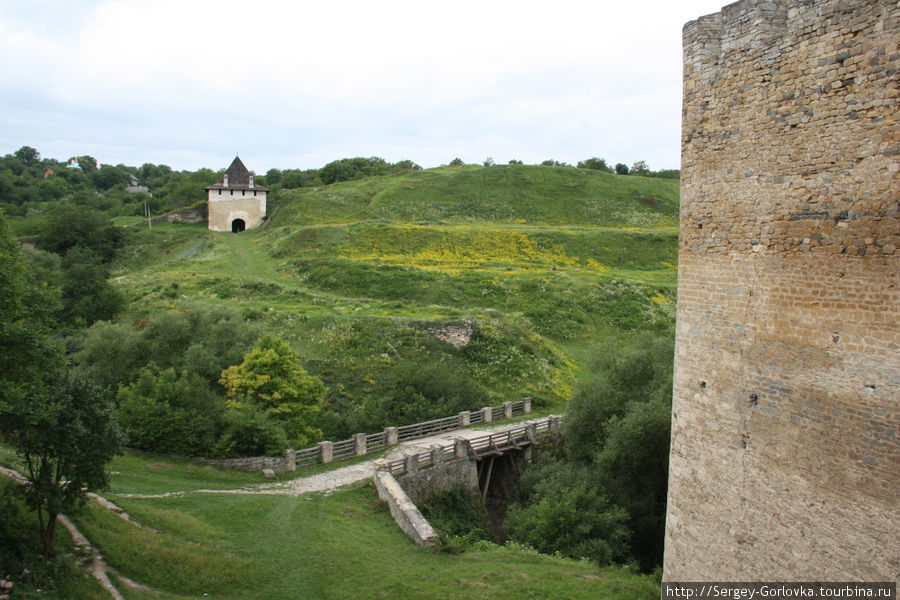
[[1, 0, 726, 173]]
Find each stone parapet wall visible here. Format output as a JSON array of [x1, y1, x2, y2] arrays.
[[193, 454, 290, 473], [398, 452, 479, 506], [373, 467, 437, 547], [666, 0, 898, 581]]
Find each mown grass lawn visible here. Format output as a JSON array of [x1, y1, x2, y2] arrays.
[[79, 480, 659, 600], [5, 447, 658, 600]]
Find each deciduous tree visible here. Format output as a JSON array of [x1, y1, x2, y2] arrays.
[[1, 213, 120, 556], [577, 157, 612, 172], [220, 335, 325, 447], [0, 211, 59, 405], [14, 146, 40, 163], [0, 372, 121, 556], [630, 160, 650, 176]]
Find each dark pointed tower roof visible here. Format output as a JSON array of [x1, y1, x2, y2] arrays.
[[205, 157, 269, 191]]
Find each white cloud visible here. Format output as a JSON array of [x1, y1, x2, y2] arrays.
[[0, 0, 727, 170]]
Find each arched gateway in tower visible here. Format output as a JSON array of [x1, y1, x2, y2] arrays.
[[206, 157, 268, 232]]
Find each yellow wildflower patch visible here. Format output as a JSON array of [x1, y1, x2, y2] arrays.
[[650, 292, 669, 304], [340, 224, 580, 271]]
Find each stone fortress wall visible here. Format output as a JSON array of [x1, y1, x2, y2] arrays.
[[207, 193, 266, 232], [665, 0, 898, 581]]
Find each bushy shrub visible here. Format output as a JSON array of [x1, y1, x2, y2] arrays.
[[420, 486, 493, 541], [506, 456, 631, 565], [117, 367, 223, 456], [507, 333, 674, 572], [213, 403, 289, 457], [78, 302, 265, 390]]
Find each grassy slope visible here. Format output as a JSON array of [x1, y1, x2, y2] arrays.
[[67, 452, 659, 600], [4, 165, 677, 599], [109, 165, 677, 419]]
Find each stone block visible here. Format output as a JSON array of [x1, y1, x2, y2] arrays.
[[318, 441, 333, 464], [353, 433, 367, 456], [385, 427, 399, 446]]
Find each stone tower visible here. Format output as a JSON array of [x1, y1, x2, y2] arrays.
[[665, 0, 898, 581], [206, 157, 268, 233]]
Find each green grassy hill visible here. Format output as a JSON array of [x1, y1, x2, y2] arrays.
[[106, 164, 677, 438], [2, 163, 677, 598]]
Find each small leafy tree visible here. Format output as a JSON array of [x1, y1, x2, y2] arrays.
[[214, 402, 289, 457], [220, 335, 325, 448], [507, 456, 632, 565], [76, 155, 98, 173], [630, 160, 650, 176], [577, 157, 612, 172], [0, 371, 121, 556], [59, 247, 124, 326], [265, 168, 283, 184], [393, 160, 421, 171], [615, 163, 629, 175]]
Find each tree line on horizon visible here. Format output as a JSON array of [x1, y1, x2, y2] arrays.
[[1, 146, 678, 227]]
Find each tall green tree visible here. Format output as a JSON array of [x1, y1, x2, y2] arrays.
[[59, 248, 124, 326], [0, 211, 59, 405], [577, 157, 612, 172], [76, 155, 98, 173], [0, 212, 120, 557], [0, 371, 121, 556], [220, 335, 326, 447], [14, 146, 40, 163], [118, 367, 222, 456]]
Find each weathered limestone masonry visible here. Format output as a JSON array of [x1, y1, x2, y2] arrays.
[[666, 0, 899, 581], [206, 157, 267, 232]]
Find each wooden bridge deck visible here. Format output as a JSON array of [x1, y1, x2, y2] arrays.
[[380, 416, 561, 477]]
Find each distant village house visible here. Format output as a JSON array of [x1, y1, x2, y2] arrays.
[[205, 157, 268, 233], [125, 174, 150, 195]]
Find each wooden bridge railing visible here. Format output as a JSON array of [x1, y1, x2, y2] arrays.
[[196, 398, 535, 473], [382, 415, 562, 478]]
